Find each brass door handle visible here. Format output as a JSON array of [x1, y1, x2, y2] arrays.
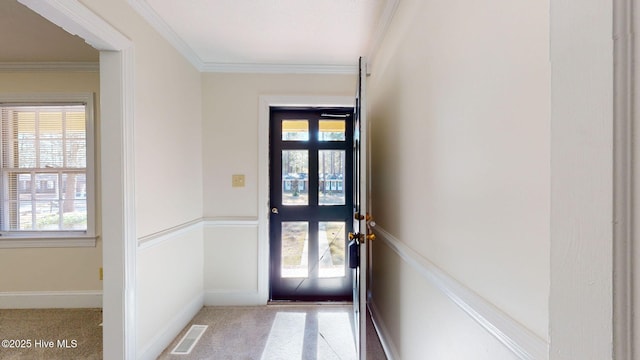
[[348, 232, 374, 243]]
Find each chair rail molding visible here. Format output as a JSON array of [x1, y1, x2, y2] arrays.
[[373, 226, 549, 360]]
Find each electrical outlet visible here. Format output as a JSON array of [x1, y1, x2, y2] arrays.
[[232, 174, 245, 187], [99, 267, 103, 281]]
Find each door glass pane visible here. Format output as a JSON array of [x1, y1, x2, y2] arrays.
[[318, 222, 346, 278], [282, 120, 309, 141], [282, 222, 309, 278], [318, 120, 345, 141], [282, 150, 308, 205], [318, 150, 345, 205]]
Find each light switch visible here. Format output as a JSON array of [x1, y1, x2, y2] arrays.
[[232, 174, 245, 187]]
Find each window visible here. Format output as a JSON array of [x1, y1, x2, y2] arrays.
[[0, 93, 95, 245]]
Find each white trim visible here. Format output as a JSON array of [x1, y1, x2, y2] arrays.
[[258, 95, 355, 304], [613, 0, 634, 358], [0, 62, 99, 72], [128, 0, 360, 75], [204, 290, 265, 306], [12, 2, 135, 359], [137, 218, 261, 250], [0, 236, 96, 248], [201, 62, 358, 75], [137, 293, 204, 360], [120, 46, 138, 360], [0, 92, 98, 242], [17, 0, 131, 51], [367, 302, 400, 360], [0, 290, 102, 309], [127, 0, 203, 71], [259, 95, 355, 109], [367, 0, 400, 73], [138, 218, 202, 250], [0, 92, 94, 103], [100, 48, 137, 360], [204, 217, 259, 227], [374, 226, 549, 360]]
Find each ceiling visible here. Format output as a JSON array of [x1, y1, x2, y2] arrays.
[[1, 0, 396, 73], [131, 0, 395, 73]]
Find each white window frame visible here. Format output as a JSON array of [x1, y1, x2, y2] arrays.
[[0, 93, 97, 248]]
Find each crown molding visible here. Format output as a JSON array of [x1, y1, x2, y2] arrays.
[[367, 0, 400, 73], [128, 0, 204, 71], [0, 62, 99, 72], [201, 62, 358, 74], [128, 0, 396, 75], [18, 0, 131, 51]]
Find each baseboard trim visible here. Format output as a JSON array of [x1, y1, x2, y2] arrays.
[[367, 301, 400, 360], [374, 226, 549, 360], [137, 292, 204, 360], [0, 290, 102, 309], [204, 290, 266, 306]]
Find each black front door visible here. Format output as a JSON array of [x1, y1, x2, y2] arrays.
[[269, 107, 354, 301]]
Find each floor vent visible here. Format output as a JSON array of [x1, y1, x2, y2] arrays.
[[171, 324, 208, 355]]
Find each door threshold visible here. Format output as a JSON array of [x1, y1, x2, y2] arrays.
[[267, 300, 353, 306]]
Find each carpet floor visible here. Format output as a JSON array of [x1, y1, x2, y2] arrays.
[[0, 308, 102, 360], [0, 306, 386, 360], [159, 305, 387, 360]]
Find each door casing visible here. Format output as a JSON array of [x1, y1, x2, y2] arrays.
[[258, 96, 355, 303], [269, 106, 355, 301]]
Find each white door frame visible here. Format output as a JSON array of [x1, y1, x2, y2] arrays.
[[17, 1, 137, 359], [613, 0, 635, 358]]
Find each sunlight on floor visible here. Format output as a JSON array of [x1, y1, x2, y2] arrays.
[[157, 305, 380, 359], [261, 312, 306, 360], [260, 311, 356, 360], [317, 312, 357, 359]]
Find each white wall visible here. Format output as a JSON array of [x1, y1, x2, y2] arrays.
[[79, 1, 204, 357], [0, 71, 102, 307], [201, 73, 355, 304], [368, 0, 550, 358], [136, 226, 203, 359]]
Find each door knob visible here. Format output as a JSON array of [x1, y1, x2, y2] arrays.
[[349, 232, 373, 243], [271, 207, 279, 214]]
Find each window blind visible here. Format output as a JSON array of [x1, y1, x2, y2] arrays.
[[0, 104, 88, 232]]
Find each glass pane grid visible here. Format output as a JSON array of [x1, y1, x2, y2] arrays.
[[282, 120, 309, 141], [318, 222, 346, 278], [318, 120, 346, 141], [318, 150, 346, 206], [282, 150, 308, 206], [0, 104, 88, 232], [281, 222, 309, 278], [4, 170, 87, 231]]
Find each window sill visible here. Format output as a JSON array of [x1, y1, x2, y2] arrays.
[[0, 234, 98, 248]]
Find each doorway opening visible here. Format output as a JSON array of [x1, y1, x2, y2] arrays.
[[269, 107, 354, 301]]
